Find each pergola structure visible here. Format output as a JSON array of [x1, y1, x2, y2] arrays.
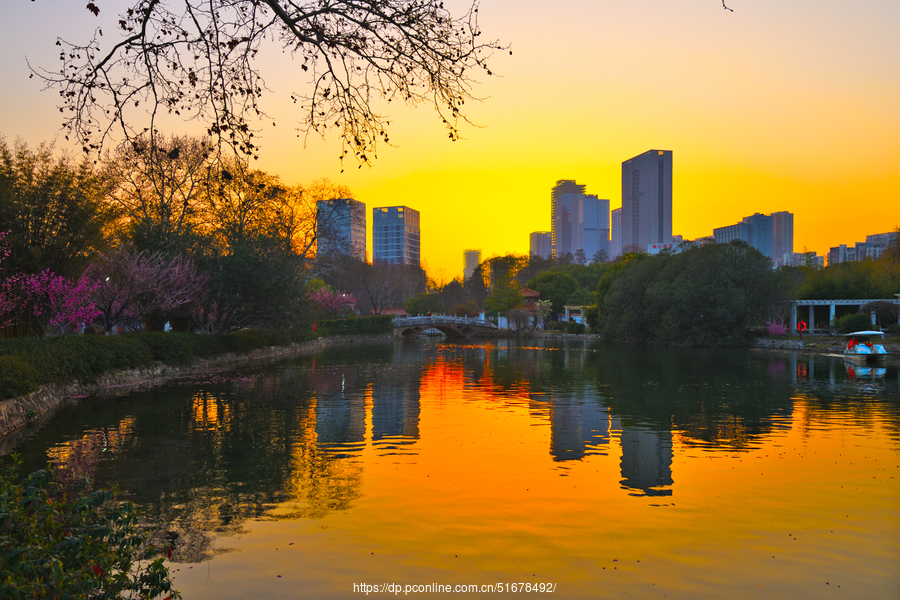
[[789, 298, 900, 333]]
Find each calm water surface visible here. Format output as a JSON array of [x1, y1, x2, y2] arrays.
[[7, 340, 900, 599]]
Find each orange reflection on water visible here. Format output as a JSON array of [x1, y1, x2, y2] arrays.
[[161, 347, 900, 599], [45, 416, 136, 483], [191, 391, 232, 433]]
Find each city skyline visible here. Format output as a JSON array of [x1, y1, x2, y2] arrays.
[[0, 1, 897, 277]]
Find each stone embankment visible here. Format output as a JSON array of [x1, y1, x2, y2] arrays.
[[0, 334, 392, 444], [752, 337, 900, 354]]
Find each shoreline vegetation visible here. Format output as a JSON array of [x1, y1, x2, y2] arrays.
[[0, 316, 393, 442]]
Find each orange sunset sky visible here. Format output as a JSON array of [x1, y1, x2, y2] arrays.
[[1, 0, 898, 279]]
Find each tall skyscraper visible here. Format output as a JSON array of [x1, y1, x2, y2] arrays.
[[551, 180, 584, 258], [529, 231, 551, 259], [771, 211, 794, 263], [610, 208, 622, 259], [463, 249, 481, 280], [582, 194, 610, 261], [316, 198, 366, 261], [621, 150, 672, 252], [373, 206, 420, 267], [550, 180, 610, 260]]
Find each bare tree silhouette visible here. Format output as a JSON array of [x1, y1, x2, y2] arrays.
[[34, 0, 506, 165]]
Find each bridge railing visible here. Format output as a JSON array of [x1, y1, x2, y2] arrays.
[[393, 315, 497, 329]]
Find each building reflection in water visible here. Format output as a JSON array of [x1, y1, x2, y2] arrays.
[[311, 356, 422, 457], [614, 419, 674, 497], [312, 369, 366, 456], [371, 380, 420, 452], [549, 396, 611, 461]]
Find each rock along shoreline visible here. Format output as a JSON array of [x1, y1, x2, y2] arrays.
[[0, 333, 393, 451]]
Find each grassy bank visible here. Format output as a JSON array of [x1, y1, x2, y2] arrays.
[[0, 316, 393, 401]]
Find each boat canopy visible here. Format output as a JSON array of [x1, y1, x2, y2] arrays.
[[844, 330, 885, 337]]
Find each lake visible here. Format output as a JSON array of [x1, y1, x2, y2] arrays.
[[6, 339, 900, 599]]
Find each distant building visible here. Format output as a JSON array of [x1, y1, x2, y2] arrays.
[[463, 249, 481, 281], [713, 211, 793, 264], [373, 206, 420, 267], [621, 150, 672, 251], [771, 211, 794, 265], [792, 252, 824, 268], [610, 208, 622, 259], [316, 198, 366, 261], [550, 180, 609, 260], [647, 243, 675, 255], [530, 231, 551, 260], [828, 231, 896, 265]]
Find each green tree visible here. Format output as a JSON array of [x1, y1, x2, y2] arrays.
[[450, 300, 481, 317], [484, 276, 522, 317], [405, 292, 445, 316], [0, 138, 115, 278], [566, 287, 595, 306], [528, 271, 579, 314], [798, 259, 896, 300], [597, 242, 786, 346]]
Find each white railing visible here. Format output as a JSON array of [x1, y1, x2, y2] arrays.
[[393, 315, 497, 329]]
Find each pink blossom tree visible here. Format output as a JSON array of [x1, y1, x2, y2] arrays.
[[1, 231, 100, 335], [87, 249, 208, 332], [765, 316, 789, 337], [307, 287, 358, 319], [13, 270, 101, 335]]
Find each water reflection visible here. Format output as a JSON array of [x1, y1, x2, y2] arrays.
[[616, 424, 674, 497], [6, 340, 900, 571]]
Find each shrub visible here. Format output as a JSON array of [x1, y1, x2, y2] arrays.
[[0, 327, 318, 400], [135, 332, 196, 364], [566, 321, 586, 334], [832, 312, 873, 334], [0, 460, 180, 599], [0, 356, 39, 398], [765, 317, 789, 336], [316, 315, 393, 335]]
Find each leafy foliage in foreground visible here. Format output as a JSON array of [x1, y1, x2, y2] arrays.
[[0, 460, 179, 599]]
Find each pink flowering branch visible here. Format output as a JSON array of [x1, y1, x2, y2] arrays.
[[307, 288, 358, 319], [765, 316, 788, 337], [12, 270, 101, 335]]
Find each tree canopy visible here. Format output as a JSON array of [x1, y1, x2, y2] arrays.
[[595, 242, 787, 346], [38, 0, 506, 164], [0, 138, 115, 278]]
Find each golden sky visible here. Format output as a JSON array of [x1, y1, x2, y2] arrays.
[[1, 0, 898, 279]]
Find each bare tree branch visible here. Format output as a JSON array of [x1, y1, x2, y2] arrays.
[[33, 0, 506, 165]]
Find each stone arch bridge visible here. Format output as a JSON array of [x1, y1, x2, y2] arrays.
[[393, 316, 498, 339]]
